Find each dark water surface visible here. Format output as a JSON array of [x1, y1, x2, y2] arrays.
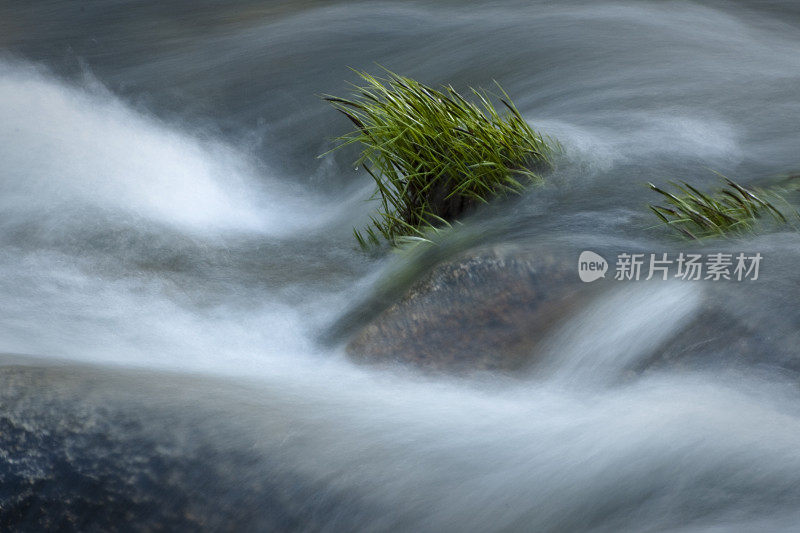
[[2, 1, 800, 531]]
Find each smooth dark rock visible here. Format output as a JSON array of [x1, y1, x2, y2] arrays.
[[0, 362, 349, 532], [643, 301, 797, 376]]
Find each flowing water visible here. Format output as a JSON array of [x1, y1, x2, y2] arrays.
[[2, 1, 800, 530]]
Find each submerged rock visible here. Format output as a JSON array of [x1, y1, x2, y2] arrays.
[[0, 362, 352, 532], [346, 246, 589, 373], [643, 299, 800, 375]]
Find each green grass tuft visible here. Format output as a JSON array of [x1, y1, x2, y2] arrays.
[[648, 176, 793, 239], [322, 69, 559, 248]]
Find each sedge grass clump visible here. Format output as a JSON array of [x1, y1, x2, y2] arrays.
[[648, 177, 792, 239], [322, 69, 559, 248]]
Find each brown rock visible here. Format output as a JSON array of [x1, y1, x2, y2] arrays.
[[347, 246, 590, 373]]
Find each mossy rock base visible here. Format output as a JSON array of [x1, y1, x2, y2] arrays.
[[346, 247, 588, 373]]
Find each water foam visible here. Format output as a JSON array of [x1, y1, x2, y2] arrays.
[[0, 59, 350, 236]]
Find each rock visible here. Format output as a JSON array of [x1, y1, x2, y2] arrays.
[[346, 246, 590, 373], [346, 243, 800, 377], [641, 298, 798, 376], [0, 362, 349, 532]]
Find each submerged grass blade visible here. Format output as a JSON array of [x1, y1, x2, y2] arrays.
[[648, 176, 794, 239]]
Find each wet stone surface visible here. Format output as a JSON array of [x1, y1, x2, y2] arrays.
[[347, 246, 589, 373], [0, 364, 347, 532]]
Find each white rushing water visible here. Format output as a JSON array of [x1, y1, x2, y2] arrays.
[[0, 59, 365, 374], [2, 0, 800, 530]]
